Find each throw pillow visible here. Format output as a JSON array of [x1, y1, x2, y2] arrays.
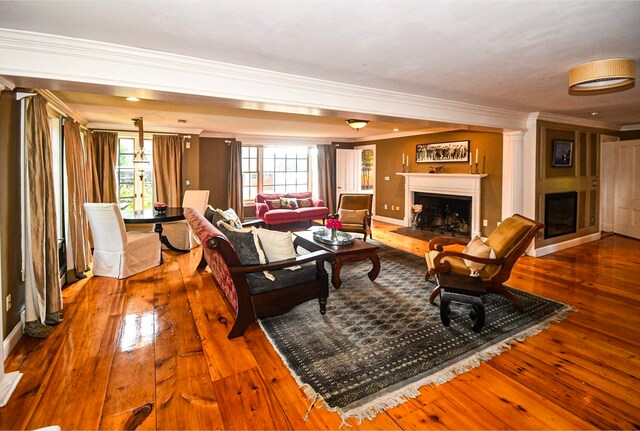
[[462, 235, 493, 276], [213, 208, 242, 228], [204, 205, 222, 225], [280, 198, 299, 210], [339, 208, 368, 224], [255, 229, 300, 271], [296, 198, 313, 208], [265, 199, 282, 210], [216, 221, 265, 265], [217, 221, 274, 280]]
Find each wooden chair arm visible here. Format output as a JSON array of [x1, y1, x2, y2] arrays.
[[229, 250, 333, 274], [428, 236, 468, 251], [433, 250, 507, 268]]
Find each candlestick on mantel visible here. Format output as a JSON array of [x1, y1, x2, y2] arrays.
[[475, 148, 479, 163]]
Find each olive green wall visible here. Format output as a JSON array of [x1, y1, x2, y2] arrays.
[[363, 131, 503, 236], [535, 121, 601, 247], [199, 137, 231, 209], [620, 130, 640, 141], [1, 90, 24, 338]]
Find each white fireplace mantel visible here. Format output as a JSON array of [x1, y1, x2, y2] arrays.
[[396, 172, 488, 237]]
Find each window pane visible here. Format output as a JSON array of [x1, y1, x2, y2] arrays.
[[296, 172, 307, 185], [119, 154, 134, 167], [119, 138, 134, 153], [298, 158, 307, 171], [275, 158, 286, 171], [263, 185, 274, 193], [143, 139, 153, 154], [250, 172, 258, 186], [242, 159, 249, 171], [286, 158, 296, 171], [249, 159, 257, 172], [274, 184, 287, 193], [274, 172, 286, 185]]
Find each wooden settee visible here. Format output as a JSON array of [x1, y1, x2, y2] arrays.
[[184, 208, 333, 338]]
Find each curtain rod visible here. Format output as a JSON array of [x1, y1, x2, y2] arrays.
[[90, 128, 184, 136]]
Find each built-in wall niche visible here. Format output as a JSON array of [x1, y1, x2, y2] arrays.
[[544, 191, 578, 239]]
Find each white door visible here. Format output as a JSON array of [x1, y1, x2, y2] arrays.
[[614, 139, 640, 239], [336, 148, 360, 197]]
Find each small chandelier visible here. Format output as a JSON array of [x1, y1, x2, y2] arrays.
[[569, 58, 636, 94], [346, 119, 369, 130], [132, 117, 149, 180]]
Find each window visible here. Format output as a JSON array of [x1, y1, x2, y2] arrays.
[[48, 112, 66, 277], [241, 146, 316, 202], [117, 135, 153, 210]]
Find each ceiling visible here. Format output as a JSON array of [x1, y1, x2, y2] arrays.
[[1, 0, 639, 139]]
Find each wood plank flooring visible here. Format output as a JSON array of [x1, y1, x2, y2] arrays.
[[1, 222, 639, 430]]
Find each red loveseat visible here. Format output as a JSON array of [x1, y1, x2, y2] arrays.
[[255, 192, 329, 226]]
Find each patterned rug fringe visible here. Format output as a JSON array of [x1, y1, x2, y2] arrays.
[[260, 303, 575, 425]]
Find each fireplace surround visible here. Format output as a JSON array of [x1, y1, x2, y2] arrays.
[[397, 173, 487, 238]]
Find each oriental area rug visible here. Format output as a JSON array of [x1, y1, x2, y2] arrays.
[[259, 243, 573, 424]]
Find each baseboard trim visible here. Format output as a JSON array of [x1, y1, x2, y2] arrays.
[[3, 320, 23, 362], [373, 215, 405, 226], [532, 232, 601, 257]]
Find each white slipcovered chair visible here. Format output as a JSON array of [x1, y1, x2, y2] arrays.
[[161, 190, 210, 250], [84, 203, 161, 278]]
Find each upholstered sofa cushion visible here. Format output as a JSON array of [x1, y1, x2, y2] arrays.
[[485, 216, 535, 258], [246, 262, 317, 294]]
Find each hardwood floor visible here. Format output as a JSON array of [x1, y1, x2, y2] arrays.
[[2, 222, 639, 430]]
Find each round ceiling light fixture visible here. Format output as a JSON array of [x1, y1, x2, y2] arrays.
[[346, 119, 369, 130], [569, 58, 635, 94], [126, 96, 140, 102]]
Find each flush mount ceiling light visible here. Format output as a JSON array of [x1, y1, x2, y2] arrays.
[[126, 96, 140, 102], [346, 119, 369, 130], [569, 58, 636, 94]]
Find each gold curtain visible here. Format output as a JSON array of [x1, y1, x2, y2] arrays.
[[317, 144, 336, 213], [63, 119, 91, 277], [152, 134, 183, 207], [24, 95, 62, 328], [228, 140, 244, 219], [86, 131, 118, 203]]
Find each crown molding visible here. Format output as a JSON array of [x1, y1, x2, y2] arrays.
[[531, 112, 621, 131], [0, 28, 531, 131], [37, 89, 87, 124], [233, 134, 333, 146], [621, 124, 640, 131], [87, 122, 203, 135], [0, 75, 15, 91]]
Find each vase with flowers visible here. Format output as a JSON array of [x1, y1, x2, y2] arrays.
[[326, 217, 343, 241]]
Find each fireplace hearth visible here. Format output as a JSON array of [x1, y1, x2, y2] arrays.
[[413, 192, 471, 238]]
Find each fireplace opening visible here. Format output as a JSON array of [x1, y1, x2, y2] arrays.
[[544, 191, 578, 239], [412, 192, 471, 238]]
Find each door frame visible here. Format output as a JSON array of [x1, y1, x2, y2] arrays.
[[599, 134, 620, 233]]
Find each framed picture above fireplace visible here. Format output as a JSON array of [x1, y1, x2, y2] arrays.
[[416, 140, 469, 163], [551, 139, 573, 167]]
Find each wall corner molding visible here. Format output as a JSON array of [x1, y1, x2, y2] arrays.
[[0, 75, 15, 91], [534, 111, 622, 131]]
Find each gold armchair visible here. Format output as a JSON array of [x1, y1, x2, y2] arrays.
[[336, 193, 373, 241], [425, 214, 543, 311]]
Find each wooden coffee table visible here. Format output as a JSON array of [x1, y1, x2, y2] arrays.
[[293, 230, 380, 288]]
